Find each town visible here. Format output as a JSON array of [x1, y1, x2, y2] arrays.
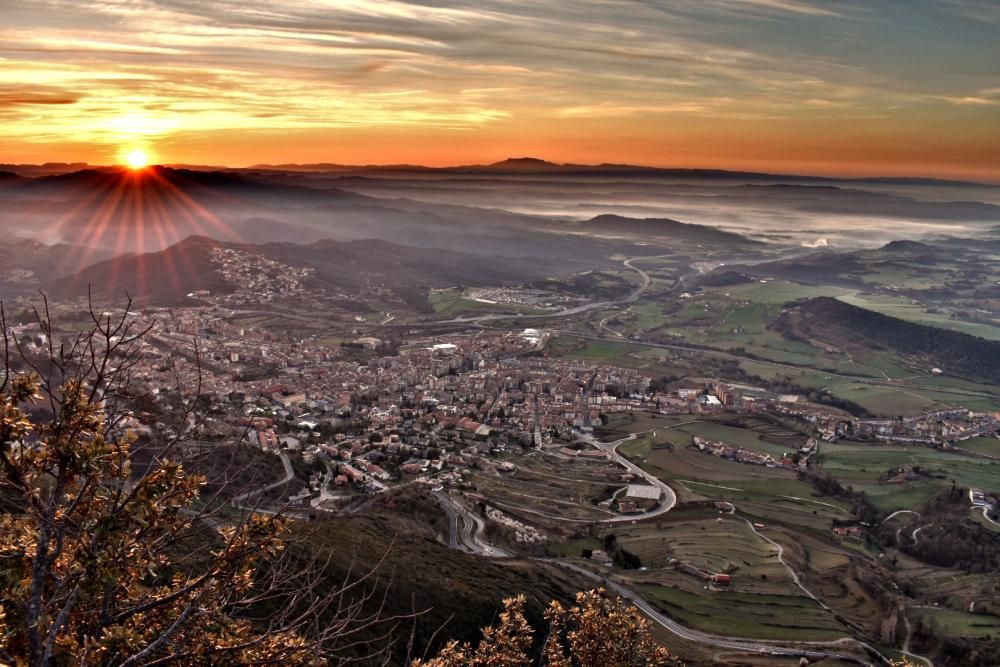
[[11, 303, 997, 525]]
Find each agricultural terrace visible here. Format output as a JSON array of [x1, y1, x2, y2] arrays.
[[469, 452, 628, 523], [597, 412, 854, 530]]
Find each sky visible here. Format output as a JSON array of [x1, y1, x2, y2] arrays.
[[1, 0, 998, 179]]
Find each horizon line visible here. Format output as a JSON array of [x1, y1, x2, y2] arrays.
[[4, 158, 998, 186]]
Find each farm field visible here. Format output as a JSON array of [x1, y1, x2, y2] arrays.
[[850, 384, 999, 414], [825, 383, 950, 415], [603, 413, 807, 460], [613, 513, 797, 592], [635, 280, 858, 369], [469, 453, 628, 523], [666, 420, 803, 458], [738, 360, 1000, 415], [728, 280, 853, 305], [857, 483, 948, 513], [891, 551, 1000, 612], [958, 436, 1000, 458], [472, 476, 615, 522], [672, 477, 854, 528], [545, 336, 654, 364], [563, 322, 999, 421], [817, 442, 1000, 510], [599, 413, 855, 529], [634, 581, 846, 641], [917, 608, 1000, 638]]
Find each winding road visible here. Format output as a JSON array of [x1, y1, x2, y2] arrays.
[[400, 253, 670, 326], [742, 518, 829, 609], [231, 450, 294, 511], [433, 490, 510, 558], [573, 430, 678, 522], [978, 505, 1000, 527], [542, 559, 877, 665], [882, 510, 921, 524]]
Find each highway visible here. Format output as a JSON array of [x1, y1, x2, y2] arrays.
[[433, 490, 461, 549], [432, 490, 510, 558]]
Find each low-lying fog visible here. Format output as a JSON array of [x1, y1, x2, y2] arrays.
[[326, 174, 1000, 249]]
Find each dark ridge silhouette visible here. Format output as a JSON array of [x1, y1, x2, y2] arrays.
[[241, 158, 995, 187], [0, 171, 26, 188], [773, 296, 1000, 383], [878, 240, 936, 253], [582, 213, 757, 244]]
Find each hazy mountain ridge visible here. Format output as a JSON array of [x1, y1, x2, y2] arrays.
[[47, 234, 583, 306], [0, 238, 114, 298], [246, 158, 995, 187], [0, 166, 753, 262], [579, 213, 759, 245]]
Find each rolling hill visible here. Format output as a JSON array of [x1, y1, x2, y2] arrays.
[[579, 214, 756, 245], [48, 235, 582, 307], [0, 239, 114, 298], [773, 297, 1000, 383]]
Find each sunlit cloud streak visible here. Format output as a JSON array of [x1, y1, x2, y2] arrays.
[[0, 0, 996, 178]]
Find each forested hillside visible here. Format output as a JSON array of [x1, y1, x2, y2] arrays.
[[773, 297, 1000, 383]]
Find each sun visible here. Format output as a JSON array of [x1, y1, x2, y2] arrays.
[[124, 149, 149, 170]]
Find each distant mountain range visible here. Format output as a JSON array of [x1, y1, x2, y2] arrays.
[[3, 160, 997, 310], [245, 157, 996, 187], [0, 164, 759, 260], [3, 158, 994, 188]]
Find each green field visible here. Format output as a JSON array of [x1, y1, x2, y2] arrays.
[[657, 420, 804, 459], [737, 359, 1000, 416], [615, 514, 798, 588], [428, 288, 546, 317], [733, 280, 852, 304], [826, 383, 951, 415], [918, 608, 1000, 638], [958, 436, 1000, 458], [598, 413, 853, 526], [636, 582, 846, 641], [818, 442, 1000, 510], [546, 335, 654, 364], [587, 280, 854, 369]]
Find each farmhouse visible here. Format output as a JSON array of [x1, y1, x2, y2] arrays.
[[711, 573, 732, 586]]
